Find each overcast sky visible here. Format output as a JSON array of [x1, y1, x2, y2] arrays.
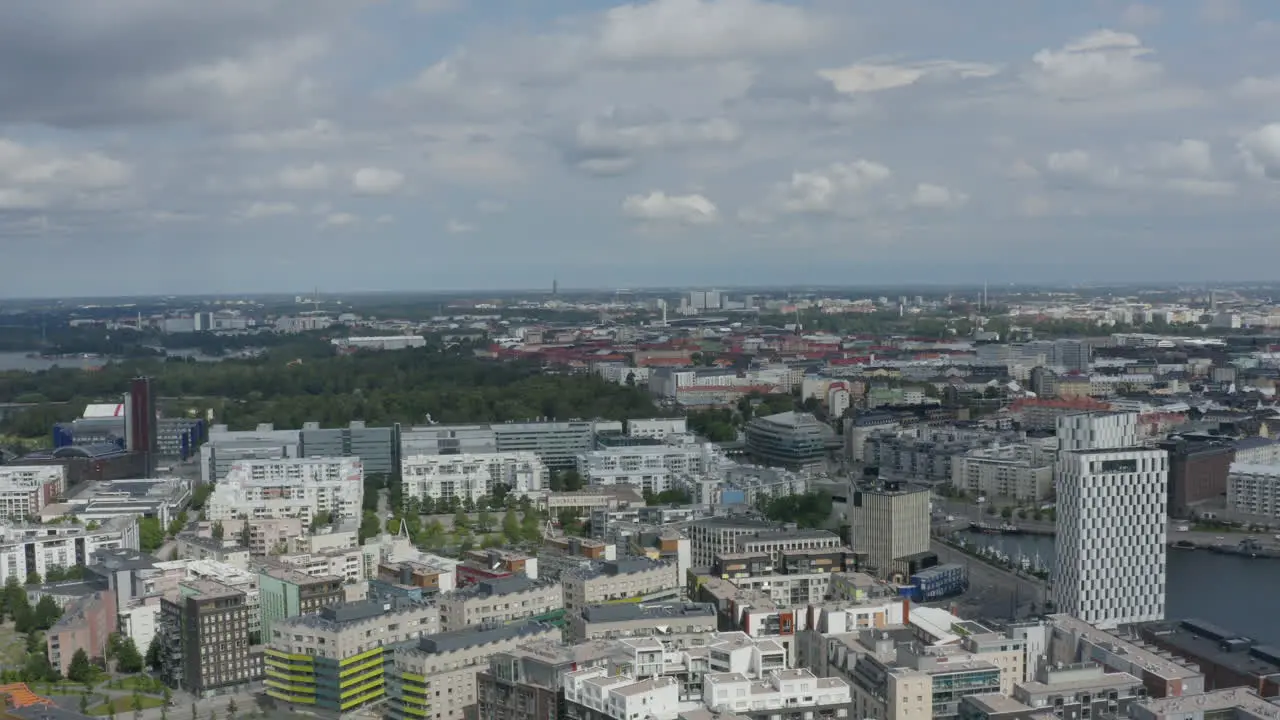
[[2, 0, 1280, 297]]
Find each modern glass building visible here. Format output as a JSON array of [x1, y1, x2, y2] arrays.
[[743, 411, 835, 469]]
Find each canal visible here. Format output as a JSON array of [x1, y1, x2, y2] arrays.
[[960, 532, 1280, 645]]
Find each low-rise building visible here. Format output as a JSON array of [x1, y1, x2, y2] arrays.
[[562, 558, 680, 613], [174, 534, 250, 569], [437, 576, 563, 633], [401, 452, 547, 505], [47, 589, 116, 676], [569, 601, 718, 644]]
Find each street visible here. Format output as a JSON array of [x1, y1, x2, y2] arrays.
[[930, 540, 1049, 621]]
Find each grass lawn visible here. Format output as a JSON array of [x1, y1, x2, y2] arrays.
[[87, 696, 165, 716], [0, 624, 26, 667], [29, 680, 98, 695], [110, 676, 166, 694]]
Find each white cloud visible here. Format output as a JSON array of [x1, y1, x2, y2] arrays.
[[447, 219, 476, 234], [773, 159, 892, 214], [911, 183, 969, 210], [621, 190, 719, 224], [242, 201, 298, 219], [228, 120, 345, 152], [1026, 30, 1165, 101], [320, 211, 359, 228], [278, 163, 331, 191], [576, 157, 637, 176], [0, 138, 133, 213], [595, 0, 827, 61], [1121, 4, 1163, 27], [575, 113, 740, 154], [352, 167, 406, 195], [1230, 76, 1280, 102], [1239, 124, 1280, 180], [1045, 144, 1235, 197], [819, 60, 1000, 95], [1146, 139, 1215, 178], [1201, 0, 1241, 23], [0, 188, 48, 210]]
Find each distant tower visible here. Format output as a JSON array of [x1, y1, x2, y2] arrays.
[[126, 376, 157, 478]]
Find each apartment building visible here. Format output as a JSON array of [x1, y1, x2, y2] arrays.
[[479, 639, 637, 720], [561, 558, 680, 613], [1227, 463, 1280, 519], [703, 548, 861, 607], [1011, 662, 1145, 719], [436, 576, 563, 633], [952, 445, 1054, 501], [47, 588, 116, 676], [0, 516, 139, 585], [401, 452, 546, 505], [569, 601, 717, 644], [684, 517, 840, 568], [205, 457, 363, 523], [265, 599, 439, 713], [158, 579, 259, 695], [0, 465, 65, 519], [576, 444, 719, 493], [387, 621, 560, 720], [196, 518, 305, 555], [258, 567, 344, 640], [174, 535, 250, 570], [1046, 614, 1205, 698], [278, 546, 366, 584]]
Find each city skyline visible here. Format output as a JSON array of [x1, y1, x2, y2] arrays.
[[2, 1, 1280, 296]]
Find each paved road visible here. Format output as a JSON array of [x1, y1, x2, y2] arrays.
[[930, 540, 1049, 621]]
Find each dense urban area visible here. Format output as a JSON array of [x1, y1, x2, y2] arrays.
[[0, 285, 1277, 720]]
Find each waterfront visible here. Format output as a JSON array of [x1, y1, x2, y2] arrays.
[[962, 532, 1280, 645], [0, 351, 108, 372]]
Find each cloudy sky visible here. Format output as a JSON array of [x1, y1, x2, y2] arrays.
[[3, 0, 1280, 297]]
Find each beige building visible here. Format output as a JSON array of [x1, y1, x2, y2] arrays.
[[848, 480, 930, 580], [436, 576, 562, 633], [174, 534, 250, 569], [561, 558, 680, 613], [389, 620, 560, 720], [952, 445, 1054, 501]]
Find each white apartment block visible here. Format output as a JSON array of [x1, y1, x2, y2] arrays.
[[0, 517, 139, 585], [576, 445, 719, 494], [1057, 412, 1140, 453], [279, 547, 366, 584], [0, 465, 66, 519], [561, 559, 680, 612], [206, 457, 363, 523], [626, 418, 688, 439], [401, 452, 545, 504], [1054, 447, 1167, 629], [1227, 464, 1280, 519], [704, 669, 852, 717], [952, 446, 1054, 501]]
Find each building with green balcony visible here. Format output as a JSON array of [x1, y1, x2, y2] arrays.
[[265, 598, 439, 714]]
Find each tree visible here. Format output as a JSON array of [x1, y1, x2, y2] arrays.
[[146, 635, 163, 670], [520, 511, 543, 542], [80, 694, 90, 715], [476, 509, 493, 533], [23, 648, 56, 682], [138, 517, 165, 552], [167, 510, 189, 537], [491, 483, 511, 506], [457, 533, 475, 554], [68, 648, 94, 682], [559, 470, 584, 492], [309, 510, 333, 532], [502, 510, 521, 542], [116, 636, 145, 674], [25, 570, 42, 585], [1000, 506, 1014, 520], [44, 565, 66, 583], [453, 508, 470, 530], [227, 699, 237, 720], [35, 594, 63, 630], [359, 510, 381, 542], [211, 521, 224, 540], [132, 692, 144, 717]]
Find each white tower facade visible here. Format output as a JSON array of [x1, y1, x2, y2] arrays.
[[1053, 412, 1167, 628]]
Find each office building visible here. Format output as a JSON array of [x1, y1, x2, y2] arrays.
[[744, 412, 833, 469], [205, 457, 363, 523], [0, 465, 65, 519], [683, 517, 842, 568], [849, 480, 932, 580], [400, 425, 498, 456], [1135, 618, 1280, 696], [265, 598, 438, 713], [200, 421, 396, 486], [258, 567, 344, 640], [401, 453, 546, 505], [387, 621, 560, 720], [437, 576, 563, 633], [158, 579, 259, 695], [561, 558, 680, 613], [493, 421, 618, 469], [1053, 418, 1167, 628]]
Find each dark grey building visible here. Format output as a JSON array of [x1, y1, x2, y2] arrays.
[[159, 579, 258, 695], [744, 411, 835, 469]]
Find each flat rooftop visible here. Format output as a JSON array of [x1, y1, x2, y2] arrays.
[[1048, 614, 1201, 680], [1137, 619, 1280, 679], [964, 694, 1035, 715], [582, 602, 716, 624], [1136, 688, 1280, 720]]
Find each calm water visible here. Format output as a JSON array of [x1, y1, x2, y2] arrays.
[[0, 351, 109, 372], [963, 533, 1280, 645]]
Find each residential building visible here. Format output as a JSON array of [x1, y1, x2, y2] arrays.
[[952, 446, 1054, 501], [1046, 614, 1205, 698], [205, 457, 363, 523], [174, 535, 249, 569], [387, 620, 560, 720], [1054, 438, 1168, 628], [0, 516, 139, 585], [258, 567, 345, 640], [478, 639, 634, 720], [1132, 688, 1277, 720], [46, 589, 116, 676], [561, 558, 680, 613], [158, 579, 259, 695], [401, 453, 546, 505], [701, 669, 853, 720], [1227, 464, 1280, 520], [0, 465, 65, 519], [265, 598, 439, 713], [569, 602, 717, 644], [701, 548, 861, 607], [437, 576, 563, 633], [1012, 662, 1144, 719], [576, 445, 719, 494], [683, 517, 841, 569], [744, 412, 834, 469], [849, 480, 931, 580]]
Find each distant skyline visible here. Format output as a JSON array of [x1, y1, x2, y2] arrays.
[[2, 1, 1280, 296]]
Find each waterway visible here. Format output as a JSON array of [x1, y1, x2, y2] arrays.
[[962, 532, 1280, 645], [0, 349, 225, 372]]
